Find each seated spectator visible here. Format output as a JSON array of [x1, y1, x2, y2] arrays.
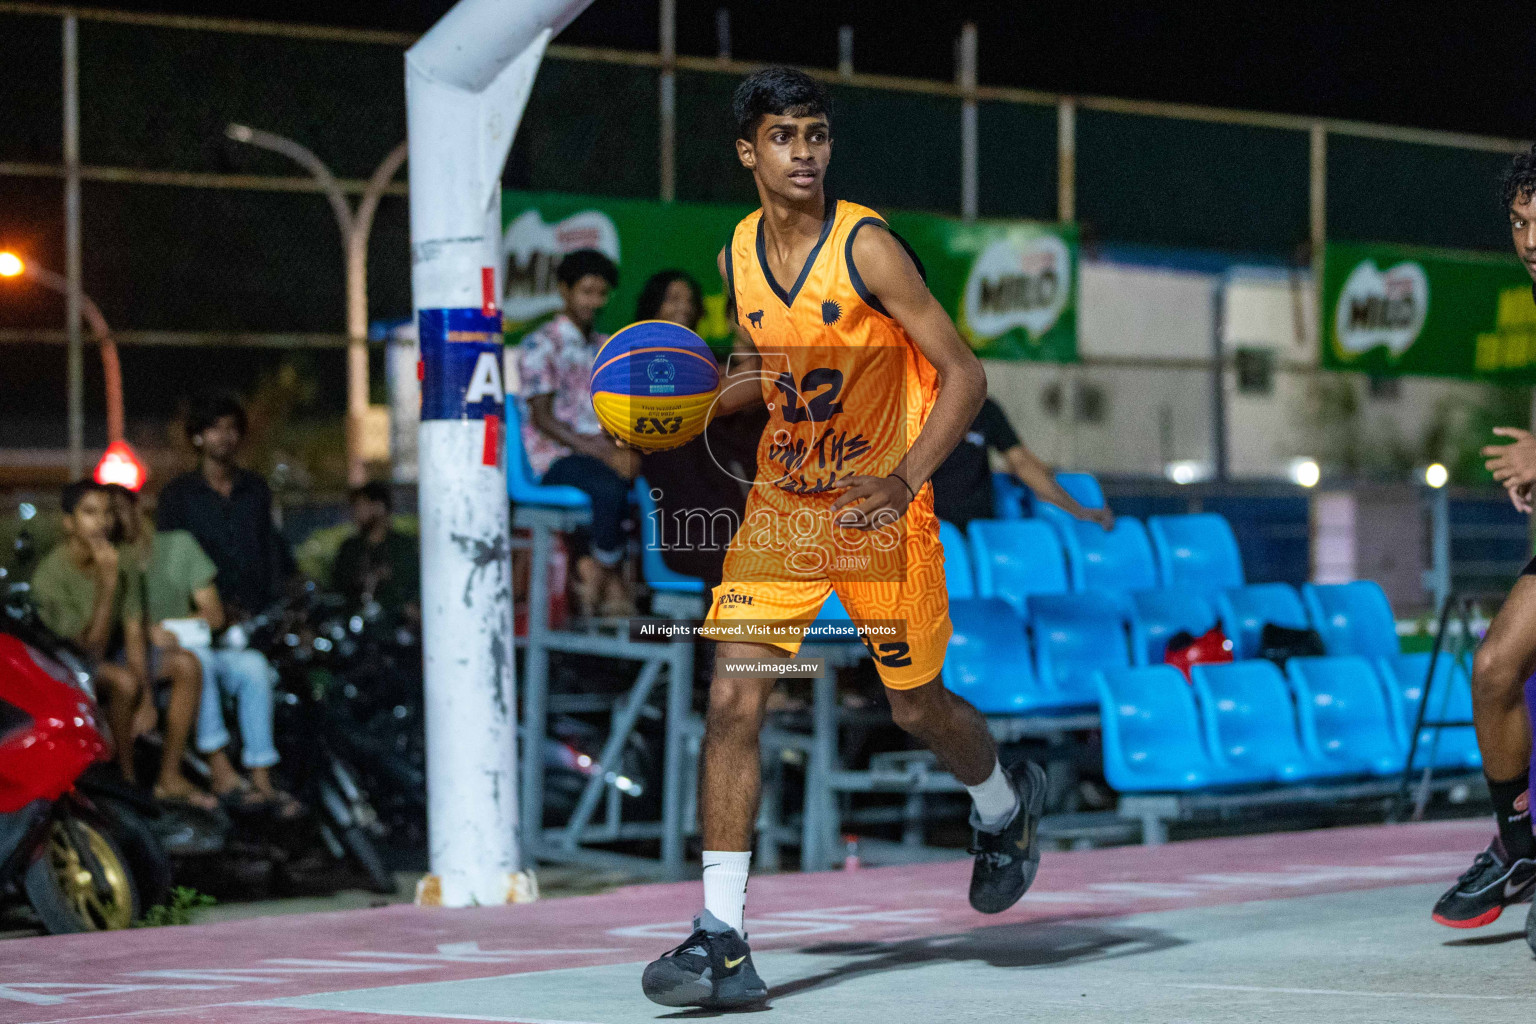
[[517, 249, 639, 617], [929, 396, 1117, 533], [332, 482, 420, 623], [157, 392, 296, 621], [31, 480, 212, 808], [112, 486, 299, 818], [634, 270, 765, 590]]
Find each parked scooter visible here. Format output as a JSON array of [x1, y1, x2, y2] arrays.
[[0, 576, 170, 932]]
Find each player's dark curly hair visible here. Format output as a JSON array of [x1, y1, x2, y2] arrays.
[[733, 66, 831, 142], [1501, 144, 1536, 210]]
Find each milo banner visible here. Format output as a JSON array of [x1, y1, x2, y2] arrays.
[[1321, 240, 1536, 381], [500, 190, 1077, 362]]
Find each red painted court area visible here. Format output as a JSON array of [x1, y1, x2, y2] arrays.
[[0, 820, 1502, 1023]]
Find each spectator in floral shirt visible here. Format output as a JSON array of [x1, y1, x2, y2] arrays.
[[517, 249, 638, 616]]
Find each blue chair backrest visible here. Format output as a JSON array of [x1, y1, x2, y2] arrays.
[[1056, 517, 1158, 593], [968, 520, 1069, 616], [805, 589, 860, 645], [1131, 588, 1218, 664], [1215, 583, 1309, 660], [1147, 513, 1244, 592], [939, 520, 976, 600], [945, 599, 1051, 714], [1097, 665, 1213, 788], [1376, 652, 1481, 770], [503, 398, 591, 509], [1286, 656, 1401, 771], [1190, 660, 1312, 780], [991, 473, 1028, 519], [1055, 472, 1105, 509], [1303, 581, 1398, 658], [634, 478, 707, 593], [1028, 591, 1133, 705]]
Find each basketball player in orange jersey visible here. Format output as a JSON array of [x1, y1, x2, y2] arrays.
[[641, 67, 1047, 1010]]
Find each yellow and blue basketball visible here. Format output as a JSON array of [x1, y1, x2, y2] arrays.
[[590, 320, 720, 451]]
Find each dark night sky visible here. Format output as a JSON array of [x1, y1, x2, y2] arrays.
[[104, 0, 1536, 139]]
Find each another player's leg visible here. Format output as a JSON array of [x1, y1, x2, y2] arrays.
[[1434, 575, 1536, 928], [642, 641, 780, 1009], [885, 676, 1046, 913]]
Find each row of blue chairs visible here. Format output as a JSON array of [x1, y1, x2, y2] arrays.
[[1099, 653, 1480, 793]]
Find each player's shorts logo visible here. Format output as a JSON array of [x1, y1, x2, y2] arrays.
[[747, 310, 765, 329], [719, 591, 755, 608], [821, 299, 842, 325]]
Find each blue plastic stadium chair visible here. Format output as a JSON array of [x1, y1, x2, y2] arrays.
[[1147, 513, 1244, 592], [991, 473, 1028, 520], [634, 478, 707, 595], [1053, 516, 1159, 593], [945, 600, 1058, 714], [1286, 656, 1404, 777], [968, 520, 1070, 617], [1033, 472, 1107, 529], [1215, 583, 1309, 661], [1376, 653, 1482, 772], [1097, 666, 1251, 792], [1028, 591, 1134, 706], [1303, 581, 1399, 658], [1130, 588, 1219, 664], [1190, 660, 1328, 782], [939, 520, 976, 600], [504, 399, 591, 510], [806, 588, 857, 644]]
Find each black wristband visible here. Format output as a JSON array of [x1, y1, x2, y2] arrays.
[[889, 473, 917, 500]]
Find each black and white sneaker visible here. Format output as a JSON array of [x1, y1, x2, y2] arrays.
[[641, 910, 768, 1009], [968, 760, 1047, 914], [1431, 838, 1536, 929]]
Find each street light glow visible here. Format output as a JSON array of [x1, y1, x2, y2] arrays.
[[1289, 458, 1321, 488], [0, 252, 23, 277], [1424, 463, 1449, 489]]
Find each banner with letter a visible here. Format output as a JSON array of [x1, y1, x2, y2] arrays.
[[1321, 240, 1536, 382]]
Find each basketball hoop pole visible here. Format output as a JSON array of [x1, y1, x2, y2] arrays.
[[407, 0, 592, 909]]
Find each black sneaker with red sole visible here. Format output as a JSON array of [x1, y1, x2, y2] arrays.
[[1431, 838, 1536, 928]]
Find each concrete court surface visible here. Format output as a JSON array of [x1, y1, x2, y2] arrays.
[[2, 819, 1533, 1024]]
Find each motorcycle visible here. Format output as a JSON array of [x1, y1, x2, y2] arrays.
[[0, 573, 171, 933]]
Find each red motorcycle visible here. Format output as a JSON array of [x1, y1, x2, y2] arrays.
[[0, 590, 164, 932]]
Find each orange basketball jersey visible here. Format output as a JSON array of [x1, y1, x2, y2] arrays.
[[726, 199, 940, 501]]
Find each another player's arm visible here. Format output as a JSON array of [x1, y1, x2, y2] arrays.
[[1484, 426, 1536, 513], [831, 225, 987, 528], [711, 245, 767, 418], [1003, 445, 1115, 530]]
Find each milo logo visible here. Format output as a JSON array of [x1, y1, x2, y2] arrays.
[[1334, 259, 1428, 357], [501, 209, 621, 325], [962, 234, 1071, 343]]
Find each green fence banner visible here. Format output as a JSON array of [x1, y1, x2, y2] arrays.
[[1321, 240, 1536, 381], [499, 190, 1077, 362]]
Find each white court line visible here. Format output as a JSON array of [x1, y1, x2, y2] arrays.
[[252, 1003, 606, 1024], [1172, 983, 1519, 1001]]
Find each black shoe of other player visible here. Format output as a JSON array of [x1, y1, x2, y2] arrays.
[[1432, 838, 1536, 928], [641, 910, 768, 1009], [968, 760, 1047, 914]]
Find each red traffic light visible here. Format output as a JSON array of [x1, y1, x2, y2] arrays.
[[94, 440, 146, 492]]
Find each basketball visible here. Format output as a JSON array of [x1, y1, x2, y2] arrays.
[[590, 320, 720, 451]]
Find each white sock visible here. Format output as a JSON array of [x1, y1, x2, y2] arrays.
[[701, 850, 751, 934], [967, 761, 1019, 832]]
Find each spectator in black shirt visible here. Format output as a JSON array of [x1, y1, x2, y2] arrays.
[[157, 393, 296, 620], [929, 396, 1115, 533], [332, 482, 420, 623]]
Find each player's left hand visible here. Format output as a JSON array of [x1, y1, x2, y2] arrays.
[[829, 475, 911, 531]]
